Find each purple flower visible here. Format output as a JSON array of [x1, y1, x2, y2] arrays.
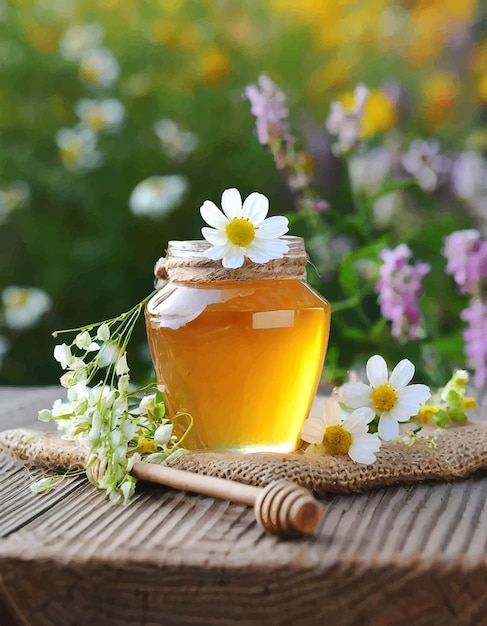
[[244, 74, 291, 146], [461, 301, 487, 387], [375, 243, 431, 341], [325, 83, 369, 155], [442, 229, 487, 296]]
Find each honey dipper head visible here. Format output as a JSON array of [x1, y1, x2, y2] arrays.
[[254, 479, 323, 538]]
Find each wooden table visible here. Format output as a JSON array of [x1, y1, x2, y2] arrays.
[[1, 387, 487, 626]]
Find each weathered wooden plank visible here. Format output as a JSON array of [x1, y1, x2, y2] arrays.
[[1, 387, 487, 625]]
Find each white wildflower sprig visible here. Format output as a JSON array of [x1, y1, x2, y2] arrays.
[[37, 293, 191, 503]]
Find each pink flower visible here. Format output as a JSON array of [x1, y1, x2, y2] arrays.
[[375, 244, 430, 342], [442, 229, 487, 296], [244, 74, 291, 146], [461, 301, 487, 387]]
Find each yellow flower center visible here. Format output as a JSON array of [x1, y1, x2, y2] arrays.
[[225, 218, 255, 247], [60, 140, 81, 163], [86, 109, 107, 131], [80, 62, 101, 83], [370, 384, 398, 412], [323, 424, 352, 456]]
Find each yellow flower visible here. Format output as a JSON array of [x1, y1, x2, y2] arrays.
[[421, 72, 458, 126], [137, 438, 157, 454], [478, 75, 487, 103], [341, 89, 396, 137], [26, 25, 59, 55], [199, 48, 231, 87], [415, 403, 439, 425], [462, 397, 478, 411]]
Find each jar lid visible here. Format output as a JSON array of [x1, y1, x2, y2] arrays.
[[154, 236, 308, 283]]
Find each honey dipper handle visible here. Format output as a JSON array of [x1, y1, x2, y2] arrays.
[[131, 461, 262, 506]]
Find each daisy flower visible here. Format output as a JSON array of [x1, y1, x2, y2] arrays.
[[301, 398, 380, 464], [342, 355, 431, 441], [129, 175, 188, 218], [200, 188, 289, 268]]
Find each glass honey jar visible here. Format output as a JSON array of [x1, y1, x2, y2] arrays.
[[145, 236, 331, 452]]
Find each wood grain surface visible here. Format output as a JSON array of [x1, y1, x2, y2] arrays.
[[1, 387, 487, 625]]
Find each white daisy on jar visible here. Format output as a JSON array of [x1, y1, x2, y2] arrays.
[[342, 354, 431, 441], [129, 175, 188, 218], [2, 286, 51, 330], [154, 118, 198, 162], [301, 398, 380, 464], [79, 47, 120, 88], [55, 126, 102, 171], [200, 188, 289, 268], [75, 98, 125, 133]]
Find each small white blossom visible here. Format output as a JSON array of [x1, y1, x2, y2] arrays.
[[79, 47, 120, 88], [200, 188, 289, 268], [129, 175, 188, 218], [59, 22, 104, 61], [74, 331, 99, 351], [115, 353, 129, 376], [154, 118, 198, 161], [38, 409, 52, 422], [55, 126, 102, 171], [75, 98, 125, 133], [154, 423, 173, 445], [401, 139, 447, 192], [343, 355, 431, 441], [2, 286, 51, 330], [0, 181, 30, 224], [97, 323, 110, 341]]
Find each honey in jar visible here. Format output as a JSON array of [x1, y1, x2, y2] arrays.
[[145, 237, 331, 452]]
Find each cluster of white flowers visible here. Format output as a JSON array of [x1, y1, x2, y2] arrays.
[[301, 355, 431, 464], [56, 23, 124, 171], [35, 298, 188, 502]]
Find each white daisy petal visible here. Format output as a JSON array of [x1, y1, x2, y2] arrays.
[[301, 418, 325, 444], [349, 434, 380, 464], [390, 359, 415, 389], [251, 238, 289, 257], [201, 227, 228, 246], [256, 216, 289, 238], [350, 406, 376, 424], [398, 384, 431, 406], [204, 245, 226, 260], [342, 381, 372, 408], [378, 414, 399, 441], [366, 355, 388, 387], [342, 413, 368, 435], [389, 402, 417, 422], [323, 397, 341, 426], [221, 249, 245, 268], [242, 192, 269, 224], [221, 188, 242, 220], [246, 247, 272, 264], [200, 200, 228, 229]]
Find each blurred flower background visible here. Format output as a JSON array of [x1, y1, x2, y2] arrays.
[[1, 0, 487, 388]]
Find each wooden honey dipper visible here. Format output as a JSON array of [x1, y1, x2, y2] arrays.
[[129, 461, 323, 538]]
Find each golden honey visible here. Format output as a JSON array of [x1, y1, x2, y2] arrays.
[[146, 239, 331, 452]]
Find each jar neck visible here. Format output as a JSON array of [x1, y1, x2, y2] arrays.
[[154, 236, 308, 284]]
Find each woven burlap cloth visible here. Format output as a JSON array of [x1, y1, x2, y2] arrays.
[[1, 423, 486, 494]]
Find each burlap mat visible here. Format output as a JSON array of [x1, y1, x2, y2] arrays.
[[1, 423, 486, 495]]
